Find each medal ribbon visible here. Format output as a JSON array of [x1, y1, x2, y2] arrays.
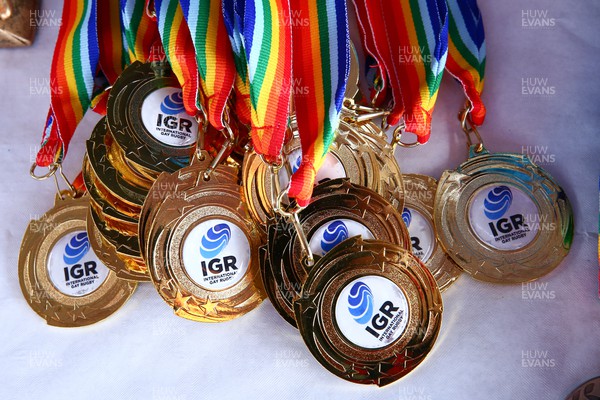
[[445, 0, 486, 125], [222, 0, 252, 125], [36, 0, 99, 167], [351, 0, 387, 106], [232, 0, 292, 164], [179, 0, 236, 129], [120, 0, 160, 63], [98, 0, 127, 84], [358, 0, 448, 143], [287, 0, 351, 207], [89, 0, 132, 116], [155, 0, 201, 116]]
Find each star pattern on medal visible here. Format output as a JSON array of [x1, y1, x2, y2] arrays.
[[158, 279, 178, 300], [391, 347, 421, 370], [200, 298, 219, 316], [28, 284, 46, 305], [491, 260, 526, 281], [428, 302, 443, 315], [384, 183, 404, 208], [45, 301, 89, 324], [172, 288, 193, 313], [378, 157, 398, 183], [333, 127, 351, 147], [355, 194, 374, 219]]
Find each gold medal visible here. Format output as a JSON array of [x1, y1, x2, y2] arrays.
[[19, 194, 137, 327], [294, 236, 442, 386], [143, 141, 265, 322], [264, 178, 411, 327], [242, 117, 381, 227], [402, 174, 461, 291], [435, 114, 573, 283], [106, 61, 199, 173]]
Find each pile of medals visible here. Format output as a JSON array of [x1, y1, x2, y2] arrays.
[[18, 0, 574, 388]]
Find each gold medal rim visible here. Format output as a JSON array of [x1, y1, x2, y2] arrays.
[[88, 203, 141, 258], [86, 118, 148, 207], [86, 206, 149, 282], [82, 154, 141, 222]]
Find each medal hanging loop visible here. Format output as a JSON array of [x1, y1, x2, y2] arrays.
[[29, 162, 77, 200], [146, 0, 157, 19], [391, 121, 424, 149], [194, 108, 209, 161], [459, 103, 485, 153], [30, 163, 58, 181]]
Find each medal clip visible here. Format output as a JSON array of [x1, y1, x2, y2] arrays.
[[202, 117, 235, 181], [459, 103, 485, 154], [274, 187, 314, 268], [30, 162, 77, 199], [391, 121, 421, 149], [194, 108, 209, 161], [342, 99, 390, 123]]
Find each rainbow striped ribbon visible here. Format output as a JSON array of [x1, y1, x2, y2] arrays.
[[241, 0, 293, 163], [446, 0, 486, 125], [360, 0, 448, 143], [222, 0, 252, 125], [179, 0, 236, 130], [37, 0, 99, 167], [287, 0, 351, 207], [98, 0, 127, 84], [155, 0, 200, 116], [120, 0, 159, 63]]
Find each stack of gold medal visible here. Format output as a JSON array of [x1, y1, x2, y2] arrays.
[[233, 51, 461, 385], [83, 61, 199, 282]]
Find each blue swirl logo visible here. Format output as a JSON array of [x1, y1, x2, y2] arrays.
[[160, 91, 185, 115], [200, 223, 231, 259], [291, 155, 302, 174], [63, 232, 90, 265], [402, 208, 412, 228], [347, 281, 374, 324], [484, 186, 513, 220], [320, 220, 349, 253]]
